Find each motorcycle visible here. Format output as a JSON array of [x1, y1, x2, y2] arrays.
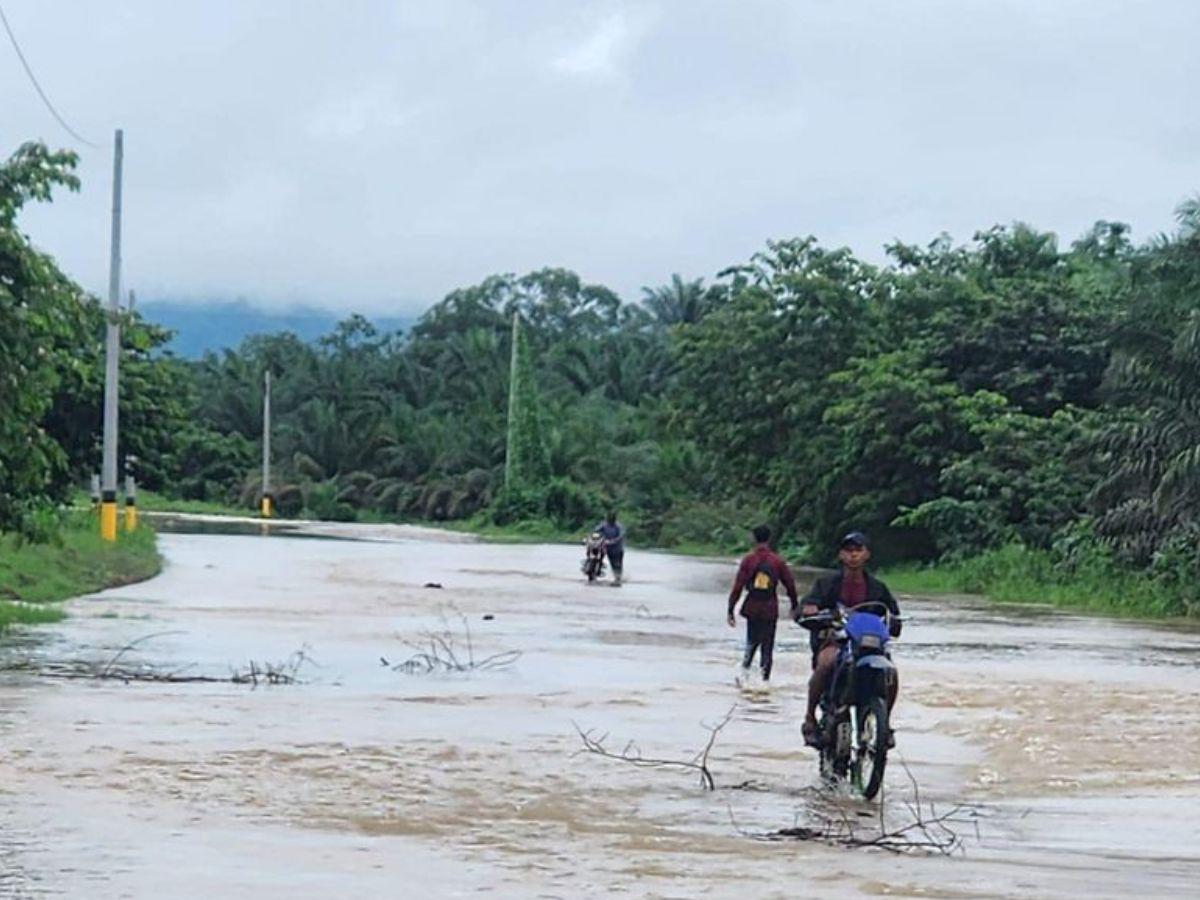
[[797, 600, 900, 800], [581, 532, 607, 582]]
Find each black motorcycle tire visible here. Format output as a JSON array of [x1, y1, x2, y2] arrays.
[[853, 696, 889, 800], [816, 708, 843, 781]]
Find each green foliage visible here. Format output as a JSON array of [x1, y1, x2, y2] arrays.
[[884, 538, 1198, 619], [490, 478, 601, 530], [0, 512, 160, 627], [490, 483, 549, 526], [542, 478, 603, 530], [898, 399, 1100, 556], [1088, 198, 1200, 570], [0, 143, 91, 536], [814, 351, 977, 559], [159, 425, 256, 504]]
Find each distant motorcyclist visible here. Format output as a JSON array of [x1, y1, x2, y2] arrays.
[[798, 531, 901, 747], [593, 511, 626, 585], [581, 531, 607, 582], [726, 525, 799, 683]]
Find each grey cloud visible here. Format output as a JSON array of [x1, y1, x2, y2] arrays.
[[4, 0, 1198, 314]]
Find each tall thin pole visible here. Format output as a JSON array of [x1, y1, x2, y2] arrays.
[[260, 369, 273, 517], [100, 129, 123, 541], [504, 312, 519, 486]]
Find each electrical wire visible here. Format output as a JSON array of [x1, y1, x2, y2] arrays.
[[0, 2, 97, 147]]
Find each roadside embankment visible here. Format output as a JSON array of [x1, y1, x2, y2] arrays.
[[883, 543, 1198, 620], [0, 512, 161, 634]]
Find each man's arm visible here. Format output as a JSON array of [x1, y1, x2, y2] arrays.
[[878, 579, 903, 637], [778, 558, 800, 609], [727, 558, 748, 619], [798, 574, 830, 617]]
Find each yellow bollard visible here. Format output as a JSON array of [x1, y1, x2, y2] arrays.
[[124, 499, 138, 532], [100, 499, 118, 541], [260, 494, 273, 518]]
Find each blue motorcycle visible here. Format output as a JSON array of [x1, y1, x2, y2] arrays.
[[799, 600, 899, 800]]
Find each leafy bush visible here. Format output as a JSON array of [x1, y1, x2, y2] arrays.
[[304, 482, 356, 522], [542, 478, 603, 530], [489, 484, 547, 525]]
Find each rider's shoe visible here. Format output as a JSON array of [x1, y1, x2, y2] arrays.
[[802, 719, 822, 748], [886, 727, 896, 749]]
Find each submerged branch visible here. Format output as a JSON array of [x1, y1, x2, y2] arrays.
[[389, 604, 521, 675], [574, 703, 737, 791], [0, 634, 315, 686]]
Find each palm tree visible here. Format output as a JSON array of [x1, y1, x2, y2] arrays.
[[641, 274, 709, 326], [1091, 197, 1200, 563]]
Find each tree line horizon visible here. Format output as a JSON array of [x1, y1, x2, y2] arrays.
[[2, 142, 1198, 614]]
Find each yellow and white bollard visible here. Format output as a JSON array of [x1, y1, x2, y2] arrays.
[[124, 474, 138, 532], [100, 491, 118, 541]]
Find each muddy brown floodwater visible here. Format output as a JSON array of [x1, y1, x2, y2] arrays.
[[2, 521, 1198, 898]]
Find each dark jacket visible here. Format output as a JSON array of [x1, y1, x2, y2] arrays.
[[728, 544, 799, 620], [594, 521, 625, 552], [803, 570, 900, 616], [802, 570, 902, 650]]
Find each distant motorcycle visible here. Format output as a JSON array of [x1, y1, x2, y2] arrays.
[[581, 532, 607, 582], [797, 600, 900, 800]]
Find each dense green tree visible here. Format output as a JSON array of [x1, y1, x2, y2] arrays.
[[1090, 198, 1200, 566], [0, 144, 92, 534]]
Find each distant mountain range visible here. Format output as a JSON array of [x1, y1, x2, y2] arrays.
[[138, 299, 415, 358]]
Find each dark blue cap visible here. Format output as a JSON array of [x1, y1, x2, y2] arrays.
[[839, 531, 868, 548]]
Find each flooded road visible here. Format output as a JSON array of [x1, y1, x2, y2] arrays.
[[2, 523, 1198, 898]]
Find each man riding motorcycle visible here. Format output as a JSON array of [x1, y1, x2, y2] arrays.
[[798, 531, 901, 748]]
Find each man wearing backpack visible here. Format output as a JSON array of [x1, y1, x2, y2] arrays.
[[726, 525, 799, 683]]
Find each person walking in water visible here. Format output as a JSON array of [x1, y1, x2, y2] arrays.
[[594, 510, 626, 586], [727, 525, 799, 684]]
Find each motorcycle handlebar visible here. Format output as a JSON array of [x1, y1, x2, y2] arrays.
[[791, 605, 908, 633]]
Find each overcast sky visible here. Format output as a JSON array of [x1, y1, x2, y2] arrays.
[[3, 1, 1198, 314]]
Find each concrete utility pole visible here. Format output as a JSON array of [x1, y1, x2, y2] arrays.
[[124, 455, 138, 532], [504, 312, 519, 486], [100, 129, 123, 541], [123, 287, 138, 532], [260, 369, 273, 517]]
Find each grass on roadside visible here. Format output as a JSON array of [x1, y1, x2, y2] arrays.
[[70, 487, 252, 518], [0, 601, 65, 631], [134, 490, 251, 517], [0, 511, 162, 634], [882, 543, 1196, 619]]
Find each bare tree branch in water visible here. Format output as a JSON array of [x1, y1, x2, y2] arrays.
[[734, 756, 982, 855], [230, 646, 315, 685], [574, 704, 737, 791], [0, 634, 315, 686], [99, 630, 186, 676], [386, 605, 521, 675]]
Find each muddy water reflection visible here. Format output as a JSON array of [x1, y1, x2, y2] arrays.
[[2, 525, 1198, 898]]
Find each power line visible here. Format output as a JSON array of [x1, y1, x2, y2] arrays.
[[0, 2, 97, 148]]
